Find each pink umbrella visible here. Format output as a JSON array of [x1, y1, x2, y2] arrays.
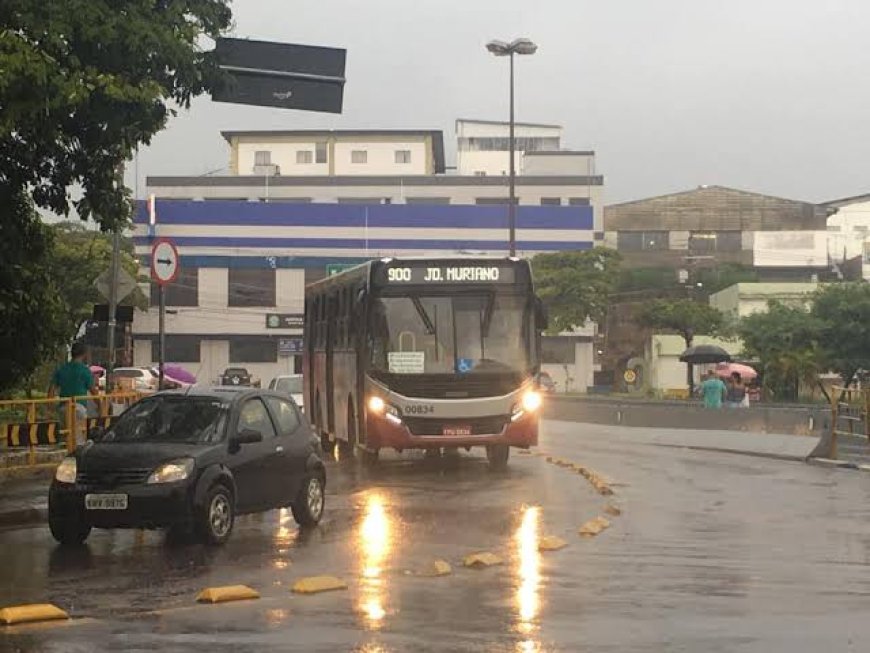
[[715, 362, 758, 381]]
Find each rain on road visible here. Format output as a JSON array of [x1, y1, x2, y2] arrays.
[[2, 421, 870, 652]]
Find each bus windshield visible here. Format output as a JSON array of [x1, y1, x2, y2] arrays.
[[370, 293, 531, 375]]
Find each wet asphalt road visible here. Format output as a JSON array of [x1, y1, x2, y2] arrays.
[[2, 420, 870, 652]]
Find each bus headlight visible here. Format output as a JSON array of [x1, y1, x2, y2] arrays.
[[368, 396, 386, 414], [521, 390, 543, 413]]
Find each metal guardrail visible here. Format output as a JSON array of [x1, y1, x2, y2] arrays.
[[0, 392, 142, 463], [829, 387, 870, 460]]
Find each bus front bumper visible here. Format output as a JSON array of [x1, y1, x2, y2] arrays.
[[364, 410, 538, 451]]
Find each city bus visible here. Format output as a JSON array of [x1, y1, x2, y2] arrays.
[[303, 257, 547, 469]]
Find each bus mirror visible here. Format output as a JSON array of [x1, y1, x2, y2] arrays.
[[535, 299, 549, 331], [356, 288, 367, 305]]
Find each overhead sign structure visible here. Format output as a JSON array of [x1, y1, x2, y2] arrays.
[[212, 37, 346, 114], [151, 239, 180, 286]]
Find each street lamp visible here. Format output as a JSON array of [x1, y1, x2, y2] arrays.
[[486, 38, 538, 257]]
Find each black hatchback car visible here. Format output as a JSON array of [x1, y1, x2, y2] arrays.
[[49, 388, 326, 546]]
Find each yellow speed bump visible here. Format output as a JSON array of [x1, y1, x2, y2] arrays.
[[604, 504, 622, 517], [291, 576, 348, 595], [419, 559, 452, 577], [196, 585, 260, 604], [538, 535, 568, 552], [578, 516, 611, 538], [0, 604, 69, 626], [463, 552, 503, 569]]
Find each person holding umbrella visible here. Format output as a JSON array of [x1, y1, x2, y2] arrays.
[[725, 372, 748, 408]]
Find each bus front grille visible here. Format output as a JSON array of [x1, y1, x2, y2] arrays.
[[403, 416, 508, 436], [372, 372, 524, 399]]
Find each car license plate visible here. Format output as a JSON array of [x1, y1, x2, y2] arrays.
[[85, 494, 128, 510], [442, 425, 472, 436]]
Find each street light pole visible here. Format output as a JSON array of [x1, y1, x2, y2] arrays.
[[486, 37, 537, 258], [508, 51, 516, 256]]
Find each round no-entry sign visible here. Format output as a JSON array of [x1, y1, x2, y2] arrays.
[[151, 238, 180, 285]]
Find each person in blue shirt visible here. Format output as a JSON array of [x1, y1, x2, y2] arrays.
[[699, 370, 727, 409], [49, 343, 96, 444]]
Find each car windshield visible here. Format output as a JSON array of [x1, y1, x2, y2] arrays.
[[101, 396, 226, 444], [370, 293, 531, 374], [275, 377, 303, 394]]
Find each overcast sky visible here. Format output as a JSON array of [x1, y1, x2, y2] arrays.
[[129, 0, 870, 205]]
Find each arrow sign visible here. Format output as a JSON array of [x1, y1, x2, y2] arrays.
[[151, 239, 180, 286]]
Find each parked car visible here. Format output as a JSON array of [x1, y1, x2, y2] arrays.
[[269, 374, 304, 411], [538, 371, 557, 393], [219, 367, 260, 388], [111, 367, 159, 392], [48, 387, 326, 546]]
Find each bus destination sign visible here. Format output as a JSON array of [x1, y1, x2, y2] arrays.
[[384, 264, 516, 284]]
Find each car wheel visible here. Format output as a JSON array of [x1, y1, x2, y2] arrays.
[[486, 444, 510, 472], [291, 474, 325, 527], [48, 508, 91, 546], [196, 484, 234, 545]]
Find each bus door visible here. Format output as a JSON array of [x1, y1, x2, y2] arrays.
[[325, 292, 336, 434]]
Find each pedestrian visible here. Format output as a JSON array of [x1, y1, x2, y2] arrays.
[[726, 372, 747, 408], [699, 370, 727, 409], [48, 343, 97, 445]]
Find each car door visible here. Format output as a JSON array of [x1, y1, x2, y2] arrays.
[[228, 397, 281, 513], [264, 396, 309, 506]]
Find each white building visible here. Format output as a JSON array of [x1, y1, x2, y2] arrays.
[[135, 121, 603, 386], [824, 193, 870, 279]]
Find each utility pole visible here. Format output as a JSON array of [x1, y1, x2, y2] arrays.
[[106, 229, 121, 375]]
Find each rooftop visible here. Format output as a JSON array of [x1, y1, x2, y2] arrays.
[[455, 118, 562, 129]]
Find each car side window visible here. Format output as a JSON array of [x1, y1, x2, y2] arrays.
[[237, 398, 277, 439], [265, 397, 301, 436]]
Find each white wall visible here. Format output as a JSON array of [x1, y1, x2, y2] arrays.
[[753, 231, 827, 267], [333, 141, 428, 176], [522, 153, 594, 176], [458, 150, 520, 177], [237, 140, 329, 176], [828, 200, 870, 261]]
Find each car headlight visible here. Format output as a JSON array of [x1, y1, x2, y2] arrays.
[[521, 390, 543, 412], [55, 457, 77, 484], [147, 458, 195, 484]]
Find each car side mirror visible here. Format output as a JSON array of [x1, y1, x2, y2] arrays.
[[230, 428, 263, 452], [88, 426, 106, 442], [535, 298, 549, 331]]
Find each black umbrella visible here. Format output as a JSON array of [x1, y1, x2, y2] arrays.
[[679, 345, 732, 365]]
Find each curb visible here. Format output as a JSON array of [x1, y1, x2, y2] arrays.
[[806, 457, 859, 469], [0, 464, 58, 483]]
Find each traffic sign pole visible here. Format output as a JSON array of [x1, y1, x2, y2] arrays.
[[151, 238, 180, 391], [158, 286, 166, 391]]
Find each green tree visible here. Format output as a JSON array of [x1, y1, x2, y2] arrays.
[[47, 222, 147, 345], [812, 283, 870, 387], [1, 0, 232, 226], [1, 0, 231, 387], [0, 189, 67, 395], [533, 249, 622, 332], [738, 301, 824, 401], [635, 298, 723, 348]]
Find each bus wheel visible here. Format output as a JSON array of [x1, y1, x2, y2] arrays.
[[486, 444, 510, 471]]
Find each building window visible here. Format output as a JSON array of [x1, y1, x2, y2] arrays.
[[337, 197, 383, 204], [617, 231, 668, 251], [163, 336, 201, 363], [254, 151, 271, 166], [475, 197, 519, 205], [229, 336, 278, 363], [405, 197, 451, 205], [540, 198, 561, 206], [474, 171, 487, 177], [395, 150, 411, 164], [351, 150, 367, 164], [689, 231, 742, 253], [228, 268, 276, 307], [151, 268, 198, 307], [568, 197, 590, 206], [296, 150, 313, 164], [315, 142, 328, 164], [458, 136, 560, 152]]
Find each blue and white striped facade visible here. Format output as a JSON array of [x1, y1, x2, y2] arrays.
[[131, 200, 594, 385]]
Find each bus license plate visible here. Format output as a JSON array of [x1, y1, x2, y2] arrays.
[[443, 425, 472, 436], [85, 494, 128, 510]]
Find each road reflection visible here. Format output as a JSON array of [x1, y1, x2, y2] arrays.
[[274, 507, 297, 569], [358, 491, 394, 629], [516, 505, 541, 651]]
